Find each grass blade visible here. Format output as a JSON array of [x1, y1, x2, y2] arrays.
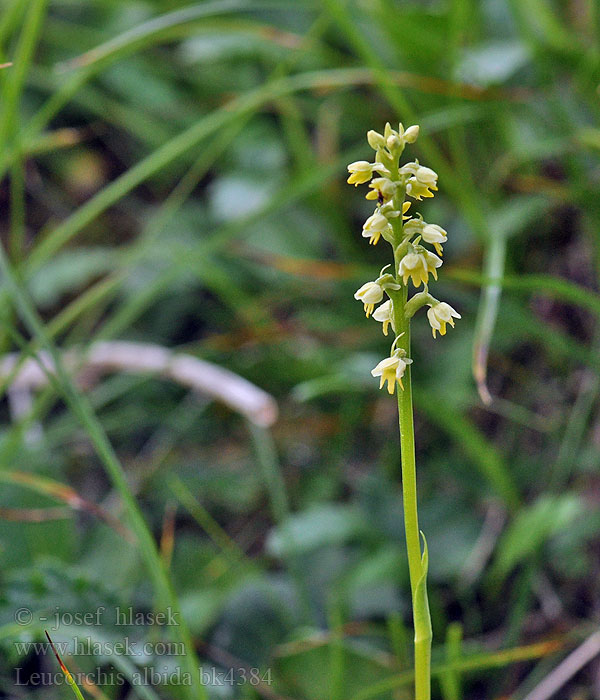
[[351, 638, 563, 699], [45, 631, 86, 700], [0, 246, 206, 700]]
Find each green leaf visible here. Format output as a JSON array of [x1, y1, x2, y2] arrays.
[[492, 494, 583, 580], [413, 533, 432, 645], [266, 504, 370, 557], [29, 248, 115, 308], [456, 41, 530, 85]]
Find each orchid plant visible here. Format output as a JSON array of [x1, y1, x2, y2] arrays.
[[349, 122, 461, 700]]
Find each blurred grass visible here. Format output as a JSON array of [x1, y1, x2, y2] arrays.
[[0, 0, 599, 699]]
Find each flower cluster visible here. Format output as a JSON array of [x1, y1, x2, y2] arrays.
[[348, 122, 461, 394]]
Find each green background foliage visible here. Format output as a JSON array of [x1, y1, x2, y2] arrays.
[[0, 0, 599, 698]]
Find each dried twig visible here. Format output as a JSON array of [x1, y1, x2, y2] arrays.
[[521, 631, 600, 700], [458, 502, 506, 588], [0, 341, 278, 427]]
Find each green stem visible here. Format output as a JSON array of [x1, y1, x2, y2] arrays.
[[393, 287, 420, 586], [390, 202, 432, 700], [393, 291, 432, 700]]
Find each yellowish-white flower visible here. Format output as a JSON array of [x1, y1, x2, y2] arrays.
[[354, 281, 384, 317], [402, 218, 424, 238], [355, 267, 401, 316], [402, 218, 447, 255], [371, 352, 412, 393], [427, 302, 461, 338], [365, 177, 397, 202], [399, 162, 419, 177], [398, 248, 443, 287], [401, 162, 438, 200], [373, 300, 394, 336], [378, 200, 412, 221], [347, 161, 373, 185], [415, 165, 437, 186], [421, 223, 447, 256], [347, 161, 390, 186], [406, 180, 437, 200], [362, 212, 391, 245]]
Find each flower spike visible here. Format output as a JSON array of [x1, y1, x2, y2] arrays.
[[347, 121, 460, 387]]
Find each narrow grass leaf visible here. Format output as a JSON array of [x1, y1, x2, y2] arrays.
[[45, 631, 86, 700]]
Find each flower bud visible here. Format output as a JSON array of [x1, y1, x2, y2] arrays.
[[386, 134, 402, 151], [367, 130, 386, 150], [403, 125, 419, 143]]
